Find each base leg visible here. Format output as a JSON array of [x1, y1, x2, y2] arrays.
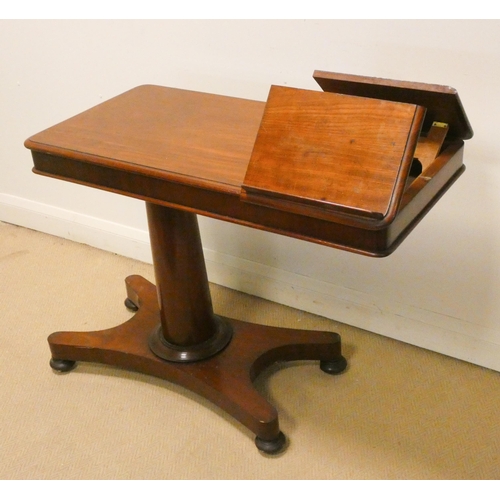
[[48, 275, 347, 453]]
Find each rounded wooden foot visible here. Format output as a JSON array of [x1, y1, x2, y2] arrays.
[[255, 431, 287, 455], [320, 356, 347, 375], [124, 298, 139, 312], [50, 358, 77, 372]]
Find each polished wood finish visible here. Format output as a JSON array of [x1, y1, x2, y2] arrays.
[[47, 275, 344, 444], [146, 203, 217, 346], [145, 202, 233, 361], [25, 85, 264, 191], [25, 72, 472, 452], [26, 82, 467, 256], [242, 85, 425, 224], [313, 70, 473, 141]]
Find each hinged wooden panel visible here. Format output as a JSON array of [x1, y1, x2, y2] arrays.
[[242, 85, 425, 225], [313, 70, 473, 141]]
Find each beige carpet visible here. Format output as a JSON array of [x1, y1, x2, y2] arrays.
[[1, 220, 499, 480]]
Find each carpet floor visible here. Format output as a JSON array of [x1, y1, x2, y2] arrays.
[[1, 221, 499, 480]]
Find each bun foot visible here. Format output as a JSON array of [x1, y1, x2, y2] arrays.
[[320, 356, 347, 375], [50, 358, 77, 372], [124, 298, 139, 312], [255, 431, 287, 455]]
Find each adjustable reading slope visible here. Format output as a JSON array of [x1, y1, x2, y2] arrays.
[[241, 71, 473, 254], [242, 85, 425, 226]]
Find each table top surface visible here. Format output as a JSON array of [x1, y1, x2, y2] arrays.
[[25, 85, 265, 195], [25, 83, 466, 257]]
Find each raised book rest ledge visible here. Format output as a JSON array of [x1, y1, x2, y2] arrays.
[[25, 72, 472, 454]]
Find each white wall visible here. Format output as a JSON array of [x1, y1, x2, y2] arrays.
[[2, 20, 500, 370]]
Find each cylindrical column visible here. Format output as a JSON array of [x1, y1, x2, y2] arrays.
[[146, 202, 232, 362]]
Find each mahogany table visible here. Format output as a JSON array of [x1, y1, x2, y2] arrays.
[[25, 73, 472, 454]]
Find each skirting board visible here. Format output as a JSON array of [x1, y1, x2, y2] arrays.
[[2, 192, 499, 372]]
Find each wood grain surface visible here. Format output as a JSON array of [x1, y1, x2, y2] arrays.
[[26, 85, 265, 193], [25, 79, 467, 256], [242, 85, 424, 222]]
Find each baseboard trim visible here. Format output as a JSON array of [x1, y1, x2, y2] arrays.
[[2, 193, 499, 372], [0, 193, 153, 263]]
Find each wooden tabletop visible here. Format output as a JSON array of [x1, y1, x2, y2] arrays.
[[25, 83, 466, 257], [25, 85, 265, 195]]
